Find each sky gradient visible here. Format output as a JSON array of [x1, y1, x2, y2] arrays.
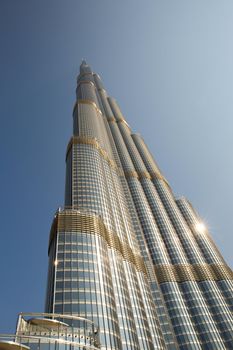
[[0, 0, 233, 333]]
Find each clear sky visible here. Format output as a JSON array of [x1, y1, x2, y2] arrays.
[[0, 0, 232, 333]]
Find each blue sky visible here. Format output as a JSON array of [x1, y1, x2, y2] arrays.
[[0, 0, 233, 333]]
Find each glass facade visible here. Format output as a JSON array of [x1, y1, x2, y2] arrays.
[[1, 61, 233, 350]]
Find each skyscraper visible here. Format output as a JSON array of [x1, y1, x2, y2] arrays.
[[0, 61, 233, 350]]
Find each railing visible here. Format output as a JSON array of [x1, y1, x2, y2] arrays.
[[0, 312, 100, 350], [0, 334, 100, 350]]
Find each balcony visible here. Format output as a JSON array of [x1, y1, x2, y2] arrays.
[[0, 313, 100, 350]]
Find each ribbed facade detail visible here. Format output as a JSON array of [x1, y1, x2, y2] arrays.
[[45, 61, 233, 350]]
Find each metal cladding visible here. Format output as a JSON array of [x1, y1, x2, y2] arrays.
[[46, 62, 233, 350]]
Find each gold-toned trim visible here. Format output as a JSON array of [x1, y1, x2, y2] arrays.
[[73, 99, 102, 116], [124, 170, 139, 179], [151, 171, 170, 188], [49, 209, 147, 275], [76, 79, 108, 105], [66, 136, 123, 175], [138, 171, 151, 180], [150, 171, 165, 181], [154, 264, 233, 283], [211, 264, 233, 280], [93, 73, 101, 79], [77, 80, 95, 88], [107, 117, 115, 122], [97, 88, 106, 94], [117, 119, 131, 129], [154, 265, 177, 282], [78, 72, 93, 80], [192, 264, 215, 280], [106, 116, 131, 130], [66, 136, 168, 184], [125, 168, 168, 184], [135, 255, 148, 274]]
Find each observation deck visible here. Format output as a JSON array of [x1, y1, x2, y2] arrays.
[[0, 313, 100, 350]]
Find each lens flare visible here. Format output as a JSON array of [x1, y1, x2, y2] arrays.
[[195, 222, 206, 234]]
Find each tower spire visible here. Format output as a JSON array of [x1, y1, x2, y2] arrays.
[[81, 58, 87, 65], [79, 59, 92, 75]]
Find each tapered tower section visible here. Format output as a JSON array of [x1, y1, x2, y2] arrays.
[[45, 61, 168, 350], [43, 61, 233, 350], [2, 62, 231, 350], [44, 62, 233, 349]]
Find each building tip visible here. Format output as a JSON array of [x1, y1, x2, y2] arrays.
[[81, 59, 87, 66]]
